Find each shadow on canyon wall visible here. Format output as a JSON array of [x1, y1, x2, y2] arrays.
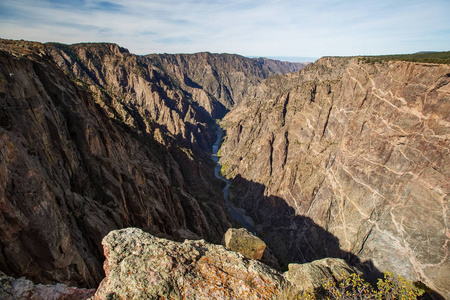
[[228, 174, 444, 300]]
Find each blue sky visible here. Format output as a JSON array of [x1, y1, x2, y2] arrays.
[[0, 0, 449, 59]]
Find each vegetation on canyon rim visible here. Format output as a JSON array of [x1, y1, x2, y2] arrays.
[[359, 50, 450, 64], [301, 272, 425, 300]]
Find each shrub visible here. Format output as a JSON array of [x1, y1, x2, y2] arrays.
[[299, 272, 425, 299], [376, 272, 425, 300]]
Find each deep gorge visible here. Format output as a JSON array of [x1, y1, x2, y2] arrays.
[[212, 124, 255, 233], [0, 39, 448, 299]]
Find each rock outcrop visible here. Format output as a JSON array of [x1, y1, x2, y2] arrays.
[[92, 228, 369, 299], [223, 228, 266, 260], [93, 228, 294, 300], [284, 258, 360, 292], [219, 57, 450, 297], [0, 272, 95, 300]]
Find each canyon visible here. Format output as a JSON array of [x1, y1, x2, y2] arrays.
[[0, 39, 303, 289], [0, 38, 448, 298]]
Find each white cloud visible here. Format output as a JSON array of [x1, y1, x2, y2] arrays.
[[0, 0, 449, 57]]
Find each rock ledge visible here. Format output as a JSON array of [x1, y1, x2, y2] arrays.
[[94, 228, 294, 300]]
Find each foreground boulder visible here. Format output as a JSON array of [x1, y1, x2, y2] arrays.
[[284, 258, 361, 292], [0, 272, 95, 300], [93, 228, 295, 299], [223, 228, 266, 260]]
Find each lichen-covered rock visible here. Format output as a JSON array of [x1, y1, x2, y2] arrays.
[[284, 258, 360, 292], [0, 271, 95, 300], [224, 228, 266, 260], [93, 228, 296, 300]]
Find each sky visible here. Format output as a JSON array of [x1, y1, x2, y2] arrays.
[[0, 0, 449, 59]]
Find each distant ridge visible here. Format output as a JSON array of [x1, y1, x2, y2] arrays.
[[413, 51, 437, 54], [249, 56, 318, 63]]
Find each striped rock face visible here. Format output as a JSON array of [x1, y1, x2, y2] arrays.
[[219, 57, 450, 298]]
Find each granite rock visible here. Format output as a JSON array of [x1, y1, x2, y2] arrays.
[[93, 228, 294, 300], [0, 271, 95, 300], [223, 228, 266, 260], [284, 258, 360, 292]]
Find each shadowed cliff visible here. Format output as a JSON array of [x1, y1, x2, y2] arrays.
[[0, 40, 232, 287], [226, 175, 444, 299]]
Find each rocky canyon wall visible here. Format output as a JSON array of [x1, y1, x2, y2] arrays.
[[47, 43, 216, 155], [0, 40, 232, 288], [146, 53, 307, 114], [219, 57, 450, 297]]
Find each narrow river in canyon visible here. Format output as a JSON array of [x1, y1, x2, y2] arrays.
[[212, 124, 256, 233]]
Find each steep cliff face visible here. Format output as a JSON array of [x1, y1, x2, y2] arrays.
[[47, 43, 216, 155], [220, 57, 450, 297], [46, 44, 305, 150], [0, 39, 232, 288], [146, 52, 307, 114]]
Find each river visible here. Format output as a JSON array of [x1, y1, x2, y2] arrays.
[[212, 124, 256, 233]]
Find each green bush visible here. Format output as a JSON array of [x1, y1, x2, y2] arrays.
[[300, 272, 425, 299]]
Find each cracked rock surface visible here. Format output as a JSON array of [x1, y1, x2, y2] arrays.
[[93, 228, 294, 300], [0, 271, 95, 300], [219, 57, 450, 297], [284, 258, 360, 292]]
